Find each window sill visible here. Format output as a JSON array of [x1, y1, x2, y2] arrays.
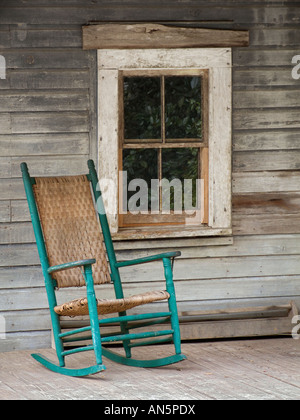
[[112, 225, 232, 241]]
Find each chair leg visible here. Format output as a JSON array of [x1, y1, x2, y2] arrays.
[[84, 265, 105, 367], [110, 268, 132, 358], [118, 313, 132, 358], [45, 280, 66, 367], [50, 310, 66, 367], [163, 257, 182, 355]]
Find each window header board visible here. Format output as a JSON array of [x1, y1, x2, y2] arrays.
[[83, 23, 249, 50]]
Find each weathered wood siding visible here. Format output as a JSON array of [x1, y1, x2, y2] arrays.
[[0, 0, 300, 351]]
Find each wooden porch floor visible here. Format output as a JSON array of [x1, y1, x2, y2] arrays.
[[1, 337, 300, 400]]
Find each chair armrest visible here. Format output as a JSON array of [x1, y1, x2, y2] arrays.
[[115, 251, 181, 268], [47, 259, 96, 274]]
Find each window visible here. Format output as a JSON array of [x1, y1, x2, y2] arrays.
[[120, 70, 209, 228], [97, 48, 232, 239]]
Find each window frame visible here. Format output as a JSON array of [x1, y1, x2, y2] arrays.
[[97, 47, 232, 240]]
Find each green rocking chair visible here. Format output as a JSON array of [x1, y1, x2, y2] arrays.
[[21, 160, 186, 376]]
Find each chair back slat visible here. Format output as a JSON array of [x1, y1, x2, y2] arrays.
[[33, 175, 111, 288]]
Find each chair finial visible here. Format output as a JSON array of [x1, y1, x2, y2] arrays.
[[87, 159, 95, 170], [20, 162, 29, 173]]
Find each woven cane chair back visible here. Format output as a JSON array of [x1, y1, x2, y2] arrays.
[[33, 175, 111, 288]]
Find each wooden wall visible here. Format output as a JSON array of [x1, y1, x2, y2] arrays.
[[1, 0, 300, 351]]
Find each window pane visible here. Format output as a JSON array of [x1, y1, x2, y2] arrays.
[[123, 149, 158, 211], [124, 77, 161, 140], [165, 76, 202, 139], [162, 148, 199, 211]]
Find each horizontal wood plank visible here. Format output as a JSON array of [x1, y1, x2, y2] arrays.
[[0, 91, 89, 112], [0, 133, 90, 156], [9, 28, 82, 49], [233, 171, 300, 194], [0, 331, 50, 352], [234, 109, 300, 130], [10, 112, 89, 134], [233, 49, 300, 67], [233, 69, 300, 88], [0, 179, 25, 200], [5, 0, 299, 6], [0, 266, 43, 289], [0, 156, 90, 180], [250, 28, 300, 47], [233, 213, 300, 235], [234, 90, 300, 109], [4, 50, 92, 70], [0, 223, 34, 245], [233, 192, 300, 215], [6, 69, 90, 90], [233, 150, 300, 172], [2, 310, 50, 333], [233, 130, 300, 151], [83, 24, 249, 50]]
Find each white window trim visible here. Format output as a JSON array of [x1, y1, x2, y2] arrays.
[[97, 48, 232, 240]]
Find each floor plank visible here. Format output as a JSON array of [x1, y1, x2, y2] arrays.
[[0, 338, 300, 400]]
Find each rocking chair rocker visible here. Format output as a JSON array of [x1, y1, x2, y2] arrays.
[[21, 160, 186, 376]]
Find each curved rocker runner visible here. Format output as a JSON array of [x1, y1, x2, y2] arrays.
[[21, 160, 186, 377]]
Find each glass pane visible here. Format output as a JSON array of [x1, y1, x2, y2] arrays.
[[162, 148, 199, 211], [122, 149, 158, 212], [123, 77, 161, 140], [165, 76, 202, 139]]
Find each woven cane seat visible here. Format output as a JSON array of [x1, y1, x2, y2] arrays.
[[54, 290, 170, 317]]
